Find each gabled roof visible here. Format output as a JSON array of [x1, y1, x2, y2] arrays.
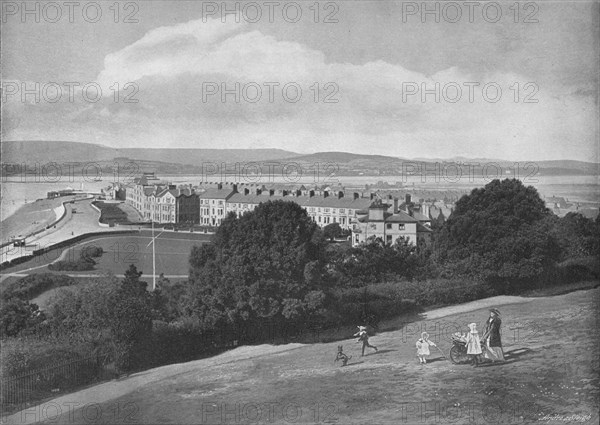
[[199, 188, 236, 199], [385, 210, 417, 223], [417, 223, 433, 233], [358, 210, 417, 223], [226, 193, 372, 210], [411, 211, 431, 222]]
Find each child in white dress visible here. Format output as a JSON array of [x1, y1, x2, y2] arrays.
[[416, 332, 436, 364], [466, 323, 483, 366]]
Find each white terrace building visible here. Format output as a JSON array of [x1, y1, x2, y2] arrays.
[[225, 188, 373, 230]]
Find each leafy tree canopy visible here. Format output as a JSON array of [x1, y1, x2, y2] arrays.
[[186, 201, 327, 330]]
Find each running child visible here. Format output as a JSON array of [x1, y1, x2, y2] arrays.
[[354, 326, 378, 356]]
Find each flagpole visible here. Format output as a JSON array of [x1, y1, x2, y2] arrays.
[[152, 219, 156, 291]]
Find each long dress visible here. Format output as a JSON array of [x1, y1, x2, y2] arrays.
[[483, 317, 505, 361]]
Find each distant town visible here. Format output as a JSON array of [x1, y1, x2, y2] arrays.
[[66, 171, 597, 248]]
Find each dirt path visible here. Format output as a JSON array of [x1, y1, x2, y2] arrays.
[[4, 288, 599, 425]]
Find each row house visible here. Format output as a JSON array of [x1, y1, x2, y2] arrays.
[[301, 192, 372, 229], [145, 186, 177, 223], [126, 172, 163, 214], [126, 174, 200, 224], [225, 188, 372, 230], [198, 186, 236, 226], [177, 187, 201, 224]]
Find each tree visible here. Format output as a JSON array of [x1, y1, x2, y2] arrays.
[[552, 212, 599, 260], [109, 265, 153, 371], [0, 299, 45, 338], [186, 201, 328, 337], [323, 222, 342, 241], [433, 179, 557, 285], [329, 236, 418, 286]]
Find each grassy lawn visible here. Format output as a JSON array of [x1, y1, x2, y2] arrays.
[[92, 201, 132, 225], [57, 233, 210, 276], [29, 288, 599, 425]]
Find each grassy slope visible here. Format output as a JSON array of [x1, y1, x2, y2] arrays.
[[20, 287, 599, 425]]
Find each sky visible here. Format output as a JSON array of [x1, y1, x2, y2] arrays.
[[1, 1, 598, 161]]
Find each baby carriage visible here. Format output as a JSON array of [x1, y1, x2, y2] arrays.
[[449, 332, 484, 364]]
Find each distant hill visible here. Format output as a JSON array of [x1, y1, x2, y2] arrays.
[[1, 141, 597, 177], [281, 151, 408, 163], [1, 141, 299, 165]]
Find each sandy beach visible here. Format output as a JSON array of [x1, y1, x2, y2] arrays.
[[0, 197, 68, 245]]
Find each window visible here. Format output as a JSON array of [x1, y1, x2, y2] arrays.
[[398, 224, 405, 230], [386, 235, 392, 244], [339, 209, 345, 214], [386, 223, 392, 229]]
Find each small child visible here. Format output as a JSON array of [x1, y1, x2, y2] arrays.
[[465, 323, 482, 367], [354, 326, 378, 356], [416, 332, 436, 364], [334, 345, 352, 366]]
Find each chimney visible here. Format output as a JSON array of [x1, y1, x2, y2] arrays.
[[232, 184, 238, 193], [338, 191, 344, 199], [324, 191, 329, 198], [244, 188, 250, 196], [370, 193, 375, 200], [394, 198, 399, 214], [309, 190, 315, 198], [353, 192, 359, 200], [388, 195, 392, 200], [405, 193, 412, 204]]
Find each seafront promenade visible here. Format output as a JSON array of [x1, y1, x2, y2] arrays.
[[0, 197, 137, 265]]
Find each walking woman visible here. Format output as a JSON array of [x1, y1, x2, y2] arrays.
[[482, 308, 505, 362]]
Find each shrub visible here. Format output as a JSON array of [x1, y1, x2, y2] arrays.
[[48, 256, 95, 271], [1, 274, 75, 301]]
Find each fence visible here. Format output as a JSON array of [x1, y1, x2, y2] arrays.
[[1, 354, 110, 413]]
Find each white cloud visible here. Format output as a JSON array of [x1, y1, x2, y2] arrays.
[[3, 17, 598, 162]]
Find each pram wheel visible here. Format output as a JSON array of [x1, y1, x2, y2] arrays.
[[449, 345, 469, 364]]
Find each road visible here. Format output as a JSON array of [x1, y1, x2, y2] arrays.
[[0, 199, 137, 265]]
